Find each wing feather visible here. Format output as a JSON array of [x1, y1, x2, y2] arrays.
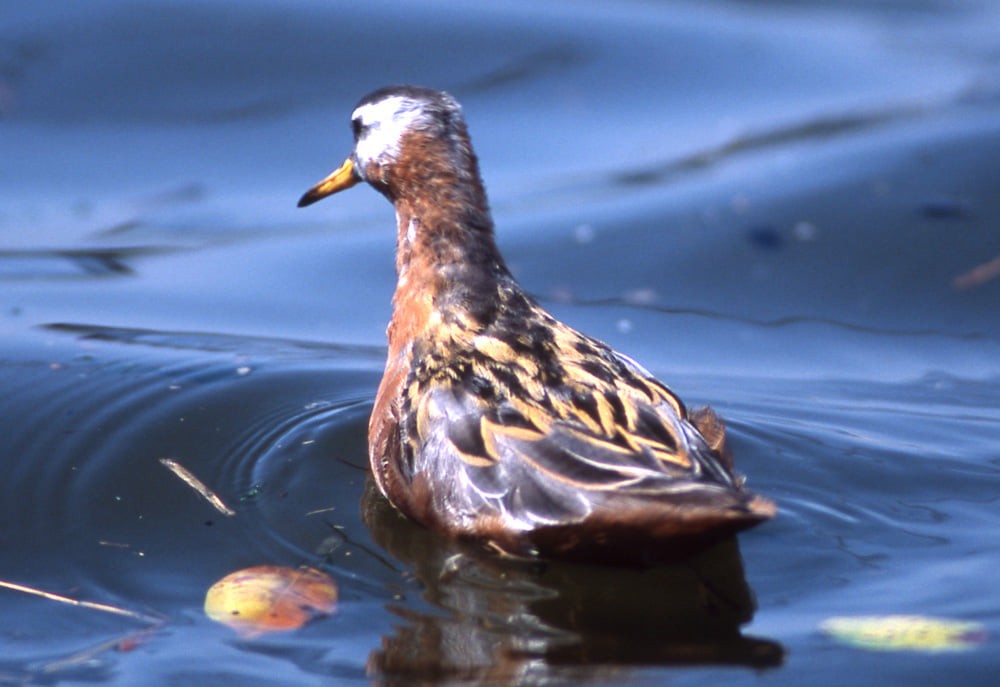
[[410, 368, 741, 531]]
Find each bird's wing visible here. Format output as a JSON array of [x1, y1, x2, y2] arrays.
[[409, 369, 743, 531]]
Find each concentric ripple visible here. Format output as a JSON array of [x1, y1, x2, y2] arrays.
[[0, 326, 394, 677]]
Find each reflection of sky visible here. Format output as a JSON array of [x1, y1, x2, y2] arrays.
[[1, 1, 998, 371], [2, 2, 992, 212]]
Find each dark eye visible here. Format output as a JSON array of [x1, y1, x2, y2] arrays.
[[351, 118, 364, 139]]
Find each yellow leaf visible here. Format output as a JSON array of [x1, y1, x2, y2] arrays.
[[204, 565, 338, 637], [821, 615, 986, 653]]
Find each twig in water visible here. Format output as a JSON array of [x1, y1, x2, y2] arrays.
[[0, 579, 163, 625], [159, 457, 236, 516], [36, 625, 163, 676], [954, 254, 1000, 290]]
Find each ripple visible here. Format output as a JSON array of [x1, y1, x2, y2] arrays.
[[0, 247, 181, 279], [0, 326, 391, 678]]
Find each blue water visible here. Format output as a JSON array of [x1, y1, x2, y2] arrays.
[[1, 1, 999, 684]]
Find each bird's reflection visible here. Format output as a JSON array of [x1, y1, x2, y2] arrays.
[[360, 481, 783, 686]]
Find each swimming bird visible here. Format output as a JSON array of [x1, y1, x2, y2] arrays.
[[299, 85, 774, 563]]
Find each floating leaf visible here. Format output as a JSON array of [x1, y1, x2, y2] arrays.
[[204, 565, 338, 637], [821, 615, 986, 653]]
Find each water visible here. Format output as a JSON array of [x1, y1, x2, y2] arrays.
[[1, 1, 999, 684]]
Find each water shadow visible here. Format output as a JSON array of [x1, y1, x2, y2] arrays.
[[43, 322, 386, 362]]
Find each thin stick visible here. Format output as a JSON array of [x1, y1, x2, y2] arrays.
[[0, 579, 162, 624], [38, 625, 163, 676], [159, 457, 236, 516], [954, 254, 1000, 290]]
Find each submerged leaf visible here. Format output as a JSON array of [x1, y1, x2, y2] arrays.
[[821, 615, 986, 653], [204, 565, 338, 637]]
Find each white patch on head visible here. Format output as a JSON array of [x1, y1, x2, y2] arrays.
[[351, 96, 429, 176]]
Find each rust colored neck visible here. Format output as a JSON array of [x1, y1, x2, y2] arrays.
[[376, 128, 511, 351]]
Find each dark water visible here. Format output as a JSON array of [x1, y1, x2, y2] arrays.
[[2, 1, 999, 685]]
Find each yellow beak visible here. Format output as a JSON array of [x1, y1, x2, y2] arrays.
[[297, 157, 359, 207]]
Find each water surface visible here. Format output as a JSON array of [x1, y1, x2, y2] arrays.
[[1, 1, 999, 685]]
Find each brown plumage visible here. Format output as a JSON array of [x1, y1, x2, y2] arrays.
[[299, 85, 775, 563]]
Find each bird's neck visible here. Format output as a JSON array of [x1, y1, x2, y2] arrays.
[[387, 190, 509, 353], [378, 128, 514, 356]]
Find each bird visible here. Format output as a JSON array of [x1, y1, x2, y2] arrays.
[[298, 85, 775, 563]]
